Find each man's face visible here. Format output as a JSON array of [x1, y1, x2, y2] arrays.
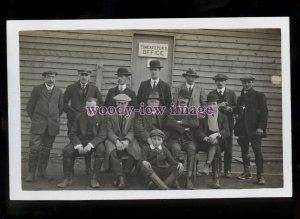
[[208, 101, 219, 113], [79, 73, 90, 84], [185, 75, 196, 85], [242, 80, 253, 91], [178, 97, 189, 107], [43, 74, 56, 86], [150, 68, 160, 80], [117, 75, 128, 85], [215, 79, 226, 89], [116, 101, 129, 111], [147, 99, 160, 107], [86, 100, 97, 116], [151, 136, 163, 147]]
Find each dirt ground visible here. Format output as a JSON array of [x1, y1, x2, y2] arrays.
[[21, 158, 283, 191]]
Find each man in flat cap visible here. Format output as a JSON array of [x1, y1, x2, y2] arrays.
[[104, 67, 138, 108], [194, 93, 230, 189], [165, 89, 199, 189], [57, 98, 107, 188], [234, 75, 268, 185], [208, 74, 237, 178], [105, 94, 141, 189], [173, 68, 207, 107], [134, 91, 168, 149], [25, 71, 63, 182], [137, 60, 172, 110], [63, 67, 103, 175]]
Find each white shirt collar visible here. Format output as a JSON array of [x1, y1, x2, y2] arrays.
[[186, 83, 195, 89], [150, 144, 162, 150], [150, 78, 159, 87], [45, 83, 54, 90], [118, 84, 126, 90], [217, 87, 225, 95], [80, 82, 88, 88]]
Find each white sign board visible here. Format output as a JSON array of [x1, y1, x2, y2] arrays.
[[138, 42, 168, 58]]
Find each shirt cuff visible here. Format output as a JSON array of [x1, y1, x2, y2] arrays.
[[87, 143, 94, 148], [74, 144, 83, 149]]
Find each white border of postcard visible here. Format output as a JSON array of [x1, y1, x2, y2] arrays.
[[7, 17, 292, 200]]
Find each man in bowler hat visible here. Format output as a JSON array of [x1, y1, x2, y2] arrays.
[[25, 71, 63, 182], [63, 67, 103, 174], [173, 68, 207, 107], [104, 67, 138, 108], [137, 60, 172, 110], [234, 75, 268, 185], [209, 73, 237, 178]]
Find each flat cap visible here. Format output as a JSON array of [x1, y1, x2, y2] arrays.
[[113, 93, 132, 102], [78, 67, 92, 74], [240, 75, 255, 81], [146, 91, 161, 101], [207, 93, 220, 103], [42, 71, 58, 76], [178, 89, 191, 99], [213, 74, 228, 81], [149, 129, 165, 139]]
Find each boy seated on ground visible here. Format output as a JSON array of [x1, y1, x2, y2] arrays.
[[139, 129, 184, 190]]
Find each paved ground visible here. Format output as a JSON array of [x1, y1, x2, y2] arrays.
[[22, 158, 283, 190]]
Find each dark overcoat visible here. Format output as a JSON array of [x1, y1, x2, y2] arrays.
[[104, 86, 138, 108]]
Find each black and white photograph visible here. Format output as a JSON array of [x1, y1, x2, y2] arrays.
[[7, 18, 292, 200]]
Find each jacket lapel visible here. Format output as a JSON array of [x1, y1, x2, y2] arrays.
[[80, 113, 88, 136], [41, 84, 49, 99], [50, 86, 59, 101]]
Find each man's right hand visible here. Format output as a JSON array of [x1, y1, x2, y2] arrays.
[[77, 145, 85, 155], [142, 161, 152, 169]]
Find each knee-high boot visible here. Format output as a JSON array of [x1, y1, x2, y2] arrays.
[[38, 148, 52, 180], [90, 157, 103, 188], [57, 156, 73, 188], [149, 172, 169, 190], [186, 155, 195, 190], [211, 154, 221, 189]]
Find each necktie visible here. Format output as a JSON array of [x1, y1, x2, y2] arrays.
[[81, 85, 87, 96], [119, 86, 123, 92], [218, 90, 222, 96], [118, 115, 124, 132], [153, 81, 156, 89]]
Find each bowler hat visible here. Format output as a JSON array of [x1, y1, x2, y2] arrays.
[[178, 89, 191, 99], [113, 93, 132, 102], [116, 67, 131, 76], [42, 71, 58, 76], [213, 74, 228, 81], [146, 91, 161, 101], [182, 68, 199, 78], [240, 75, 255, 81], [78, 67, 92, 75], [207, 93, 220, 103], [150, 129, 165, 139], [149, 60, 163, 69]]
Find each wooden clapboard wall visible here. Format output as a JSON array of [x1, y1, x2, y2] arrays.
[[20, 29, 282, 160]]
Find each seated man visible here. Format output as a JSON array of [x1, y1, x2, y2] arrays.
[[134, 91, 168, 149], [139, 129, 184, 190], [57, 97, 107, 188], [165, 89, 199, 190], [195, 93, 230, 189], [105, 94, 141, 190]]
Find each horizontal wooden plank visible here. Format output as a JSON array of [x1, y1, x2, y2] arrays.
[[20, 31, 133, 43], [20, 42, 132, 55]]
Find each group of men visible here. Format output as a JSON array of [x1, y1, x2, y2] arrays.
[[25, 59, 268, 190]]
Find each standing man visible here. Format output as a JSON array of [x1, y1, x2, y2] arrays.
[[137, 60, 172, 110], [104, 67, 138, 108], [25, 71, 63, 182], [63, 67, 103, 174], [165, 89, 199, 189], [57, 98, 107, 188], [105, 94, 141, 189], [209, 74, 237, 178], [173, 68, 207, 107], [134, 91, 168, 149], [234, 75, 268, 185]]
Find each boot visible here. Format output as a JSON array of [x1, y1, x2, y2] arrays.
[[212, 177, 221, 189], [57, 175, 73, 188], [38, 150, 53, 181], [172, 178, 181, 189], [90, 174, 100, 188], [149, 173, 168, 190], [57, 156, 73, 188], [90, 157, 103, 188], [164, 173, 177, 187], [25, 157, 38, 182], [186, 155, 195, 190], [85, 154, 92, 176], [25, 172, 35, 182], [118, 175, 126, 190], [212, 155, 221, 189]]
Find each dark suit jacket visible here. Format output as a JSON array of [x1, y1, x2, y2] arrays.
[[195, 112, 230, 144], [26, 84, 63, 136], [134, 112, 168, 145], [104, 86, 138, 108], [209, 88, 237, 133], [234, 88, 268, 138], [63, 81, 103, 122], [69, 113, 107, 147], [165, 114, 199, 142], [137, 79, 172, 110]]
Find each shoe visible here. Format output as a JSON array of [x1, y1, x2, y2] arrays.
[[57, 178, 73, 188], [38, 172, 54, 181], [224, 171, 231, 178], [237, 172, 252, 180], [25, 173, 35, 182], [186, 177, 194, 190], [172, 179, 181, 190], [202, 163, 210, 176], [90, 176, 101, 188], [147, 181, 156, 190], [118, 176, 126, 190], [257, 177, 266, 185], [212, 178, 221, 189]]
